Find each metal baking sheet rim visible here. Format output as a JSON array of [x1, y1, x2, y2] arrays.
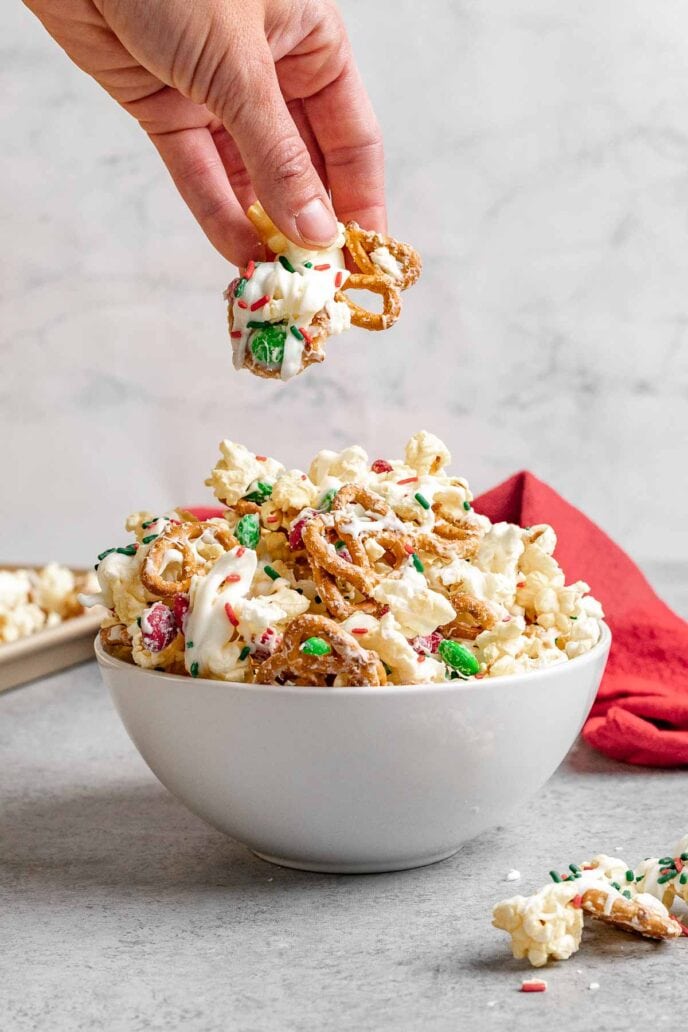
[[0, 566, 106, 693]]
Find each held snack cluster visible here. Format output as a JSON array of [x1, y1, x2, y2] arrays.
[[0, 564, 97, 644], [225, 202, 421, 380], [83, 431, 603, 686], [492, 833, 688, 967]]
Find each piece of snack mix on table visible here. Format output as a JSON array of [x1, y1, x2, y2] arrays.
[[492, 834, 688, 968], [83, 431, 604, 687], [0, 564, 98, 644], [225, 202, 421, 380]]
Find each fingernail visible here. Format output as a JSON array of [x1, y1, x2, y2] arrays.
[[295, 198, 338, 246]]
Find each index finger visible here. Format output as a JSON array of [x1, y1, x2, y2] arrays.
[[304, 58, 386, 233]]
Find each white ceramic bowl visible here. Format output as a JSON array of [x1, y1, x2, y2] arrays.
[[96, 624, 611, 874]]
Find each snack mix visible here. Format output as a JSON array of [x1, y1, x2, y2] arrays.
[[493, 833, 688, 967], [225, 202, 421, 380], [84, 431, 604, 686], [0, 564, 97, 644]]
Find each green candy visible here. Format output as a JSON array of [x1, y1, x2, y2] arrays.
[[250, 322, 286, 368], [438, 639, 480, 676], [300, 636, 332, 657], [318, 488, 337, 512], [243, 481, 273, 504], [236, 513, 260, 550]]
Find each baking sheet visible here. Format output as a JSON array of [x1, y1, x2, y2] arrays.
[[0, 565, 104, 692]]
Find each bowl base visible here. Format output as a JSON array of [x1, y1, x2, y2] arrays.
[[251, 846, 461, 875]]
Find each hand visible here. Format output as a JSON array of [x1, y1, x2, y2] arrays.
[[23, 0, 386, 265]]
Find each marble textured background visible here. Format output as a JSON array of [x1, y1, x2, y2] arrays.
[[2, 1, 687, 576]]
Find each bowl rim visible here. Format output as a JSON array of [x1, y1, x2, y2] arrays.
[[94, 620, 611, 697]]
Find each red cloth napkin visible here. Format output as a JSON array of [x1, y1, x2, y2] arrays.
[[191, 473, 688, 767], [473, 472, 688, 767]]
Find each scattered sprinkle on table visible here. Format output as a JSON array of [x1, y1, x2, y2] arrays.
[[520, 979, 547, 993], [506, 869, 521, 881], [588, 982, 600, 991]]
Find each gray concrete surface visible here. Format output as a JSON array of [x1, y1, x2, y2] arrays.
[[2, 568, 686, 1032]]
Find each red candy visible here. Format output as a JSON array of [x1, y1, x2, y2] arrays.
[[288, 509, 317, 550], [410, 631, 442, 656], [172, 593, 190, 633], [371, 459, 393, 474], [142, 602, 177, 653]]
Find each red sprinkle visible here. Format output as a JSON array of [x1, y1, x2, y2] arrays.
[[224, 602, 239, 626], [267, 515, 280, 524], [250, 295, 270, 311], [230, 331, 242, 339], [582, 864, 594, 870], [334, 271, 343, 288], [371, 459, 393, 474], [313, 263, 331, 271], [676, 920, 688, 937], [255, 455, 267, 461], [244, 260, 255, 279], [397, 477, 418, 486], [675, 858, 684, 873], [301, 474, 307, 480], [351, 628, 368, 635], [237, 300, 248, 309], [520, 980, 547, 993], [417, 654, 426, 663], [300, 327, 313, 345], [236, 547, 246, 557], [517, 580, 527, 588], [404, 543, 415, 555], [571, 895, 583, 909], [223, 573, 241, 584]]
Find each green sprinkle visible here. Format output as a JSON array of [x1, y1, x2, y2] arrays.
[[250, 323, 286, 367], [334, 540, 347, 551], [190, 662, 199, 678], [303, 261, 313, 268], [318, 488, 337, 512], [300, 636, 331, 657], [236, 513, 261, 550], [382, 661, 392, 676], [611, 881, 621, 891], [658, 872, 676, 884], [115, 545, 137, 557], [411, 553, 424, 573], [659, 857, 674, 866], [187, 641, 194, 648], [234, 277, 247, 298], [97, 547, 116, 561], [570, 616, 578, 620], [246, 319, 272, 329], [438, 639, 480, 677], [278, 255, 296, 273], [622, 890, 632, 900], [549, 870, 562, 884], [569, 864, 581, 875], [463, 500, 472, 511], [681, 852, 688, 861], [142, 533, 158, 545], [136, 617, 142, 628], [680, 872, 688, 884], [141, 517, 159, 529], [264, 565, 280, 581], [289, 325, 304, 341], [239, 645, 251, 662], [243, 481, 273, 504], [414, 492, 430, 510], [625, 870, 635, 882]]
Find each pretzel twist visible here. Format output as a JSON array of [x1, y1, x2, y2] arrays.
[[581, 888, 682, 941], [443, 592, 497, 641], [141, 521, 237, 598], [253, 614, 387, 687], [335, 273, 402, 331], [344, 222, 422, 290], [100, 622, 132, 662]]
